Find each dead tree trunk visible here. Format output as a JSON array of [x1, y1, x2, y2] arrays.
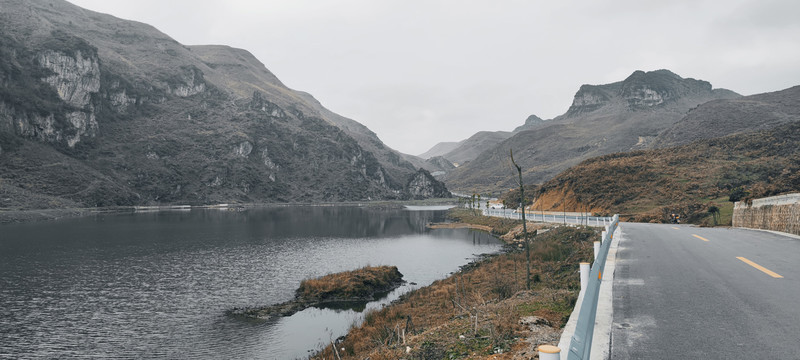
[[510, 149, 531, 290]]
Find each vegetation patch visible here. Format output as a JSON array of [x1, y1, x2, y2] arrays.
[[312, 225, 597, 359], [228, 266, 404, 319], [446, 208, 522, 236]]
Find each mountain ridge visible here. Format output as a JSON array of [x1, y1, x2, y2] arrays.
[[652, 85, 800, 148], [444, 69, 742, 193]]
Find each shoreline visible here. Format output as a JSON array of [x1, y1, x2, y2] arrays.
[[312, 210, 599, 359], [0, 198, 459, 224]]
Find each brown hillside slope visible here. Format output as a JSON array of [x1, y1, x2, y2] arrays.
[[532, 121, 800, 224]]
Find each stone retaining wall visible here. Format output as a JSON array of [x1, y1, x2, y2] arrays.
[[733, 193, 800, 236]]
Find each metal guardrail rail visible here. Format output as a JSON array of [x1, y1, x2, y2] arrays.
[[567, 214, 619, 360]]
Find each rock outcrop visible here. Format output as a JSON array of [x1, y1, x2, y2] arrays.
[[405, 169, 452, 199], [1, 34, 101, 148], [229, 266, 404, 319]]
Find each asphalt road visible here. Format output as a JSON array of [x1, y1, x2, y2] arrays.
[[610, 223, 800, 359]]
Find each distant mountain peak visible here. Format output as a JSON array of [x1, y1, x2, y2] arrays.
[[513, 114, 546, 133], [567, 69, 725, 115], [620, 69, 712, 108]]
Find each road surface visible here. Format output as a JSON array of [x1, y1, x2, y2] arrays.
[[610, 223, 800, 358]]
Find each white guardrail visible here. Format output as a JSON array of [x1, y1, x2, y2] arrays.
[[483, 209, 613, 227], [482, 208, 619, 359]]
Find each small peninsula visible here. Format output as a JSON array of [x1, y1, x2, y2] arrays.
[[229, 266, 405, 319]]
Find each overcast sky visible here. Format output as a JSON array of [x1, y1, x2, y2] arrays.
[[69, 0, 800, 156]]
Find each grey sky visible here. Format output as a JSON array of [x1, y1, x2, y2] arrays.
[[69, 0, 800, 155]]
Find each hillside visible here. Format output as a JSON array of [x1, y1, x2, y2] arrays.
[[445, 70, 741, 194], [417, 141, 460, 160], [418, 114, 547, 168], [439, 130, 513, 166], [531, 121, 800, 224], [652, 85, 800, 148], [0, 0, 423, 209]]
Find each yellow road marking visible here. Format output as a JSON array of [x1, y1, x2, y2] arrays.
[[737, 257, 783, 278], [671, 227, 679, 230], [692, 234, 709, 242]]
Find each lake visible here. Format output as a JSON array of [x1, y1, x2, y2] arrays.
[[0, 206, 503, 359]]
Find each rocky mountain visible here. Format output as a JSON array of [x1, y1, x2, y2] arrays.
[[652, 85, 800, 148], [444, 70, 741, 193], [0, 0, 425, 208]]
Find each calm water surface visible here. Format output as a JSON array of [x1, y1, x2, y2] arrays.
[[0, 206, 502, 359]]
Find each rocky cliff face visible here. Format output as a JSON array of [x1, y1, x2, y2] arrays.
[[37, 49, 100, 147], [0, 29, 102, 148], [566, 70, 725, 115], [0, 0, 416, 208], [567, 85, 615, 114]]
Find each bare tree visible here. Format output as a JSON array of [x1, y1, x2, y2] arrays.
[[510, 149, 532, 290]]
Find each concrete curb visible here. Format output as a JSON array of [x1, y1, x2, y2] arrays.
[[590, 224, 621, 359], [733, 226, 800, 241]]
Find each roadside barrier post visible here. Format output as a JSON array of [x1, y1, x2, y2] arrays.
[[593, 241, 600, 260], [580, 262, 590, 292], [538, 345, 560, 360]]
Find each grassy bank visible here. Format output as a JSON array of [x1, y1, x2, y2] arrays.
[[445, 208, 523, 236], [313, 217, 598, 359]]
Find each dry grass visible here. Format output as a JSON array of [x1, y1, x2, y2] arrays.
[[312, 226, 597, 359]]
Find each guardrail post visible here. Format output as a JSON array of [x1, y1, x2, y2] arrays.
[[538, 345, 560, 360], [580, 262, 590, 292], [593, 241, 600, 260]]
